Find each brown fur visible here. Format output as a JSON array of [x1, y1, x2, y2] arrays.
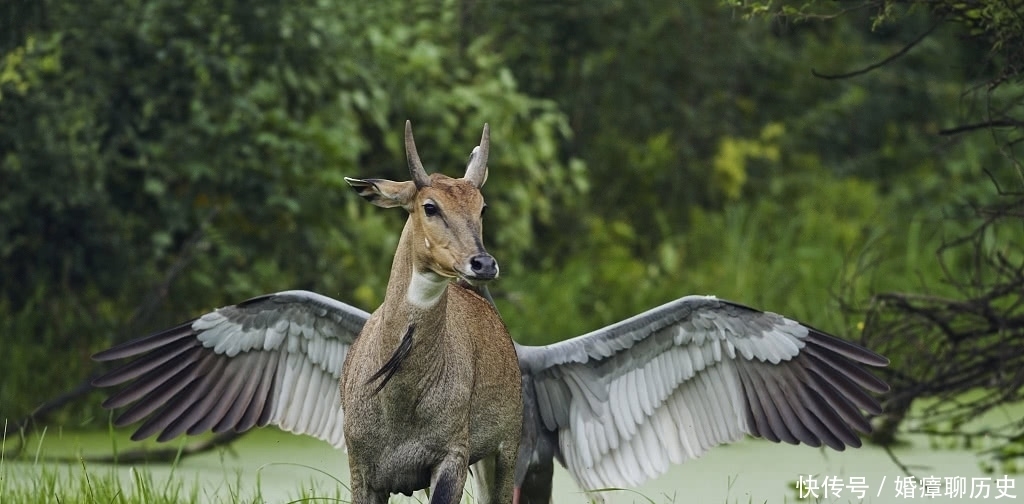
[[341, 125, 522, 504]]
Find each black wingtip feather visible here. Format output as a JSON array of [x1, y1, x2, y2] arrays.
[[187, 356, 253, 435], [806, 329, 890, 367], [112, 358, 206, 427], [803, 369, 874, 434], [797, 381, 860, 449], [237, 354, 277, 432], [737, 364, 788, 444], [760, 369, 816, 445], [92, 338, 198, 389], [803, 360, 884, 416], [103, 350, 204, 412], [213, 353, 271, 434], [735, 320, 889, 451], [92, 322, 197, 362], [802, 343, 890, 395], [157, 357, 231, 441]]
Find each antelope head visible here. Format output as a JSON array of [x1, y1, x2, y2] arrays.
[[345, 121, 497, 287]]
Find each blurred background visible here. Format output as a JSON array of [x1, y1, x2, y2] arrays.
[[2, 0, 1023, 500]]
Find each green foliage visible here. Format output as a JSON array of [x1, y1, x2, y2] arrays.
[[2, 0, 1020, 431], [0, 0, 574, 423], [711, 123, 784, 201], [501, 168, 975, 344]]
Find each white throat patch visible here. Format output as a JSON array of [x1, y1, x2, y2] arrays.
[[407, 270, 447, 309]]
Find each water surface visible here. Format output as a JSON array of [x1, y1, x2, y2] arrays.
[[6, 424, 1021, 503]]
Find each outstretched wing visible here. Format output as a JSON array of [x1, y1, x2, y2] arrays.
[[92, 290, 369, 449], [515, 295, 889, 490]]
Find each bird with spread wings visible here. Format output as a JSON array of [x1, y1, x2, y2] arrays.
[[93, 286, 888, 503]]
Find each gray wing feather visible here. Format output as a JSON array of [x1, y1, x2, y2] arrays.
[[93, 290, 369, 448], [516, 295, 888, 491]]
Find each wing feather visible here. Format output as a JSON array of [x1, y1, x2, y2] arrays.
[[159, 356, 232, 441], [213, 351, 268, 433], [699, 367, 728, 443], [117, 359, 207, 428], [102, 345, 202, 411], [187, 353, 253, 434], [766, 376, 810, 445], [626, 370, 644, 428], [298, 357, 321, 432], [665, 383, 697, 456], [307, 367, 331, 437], [517, 295, 889, 490], [91, 332, 196, 388], [802, 341, 889, 395], [250, 351, 282, 430], [688, 370, 716, 448], [651, 402, 682, 464], [533, 378, 558, 431], [803, 367, 872, 433], [636, 417, 661, 479], [92, 322, 195, 361], [92, 290, 368, 449], [282, 353, 313, 431]]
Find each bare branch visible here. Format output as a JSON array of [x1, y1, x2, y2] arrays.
[[812, 23, 939, 80], [940, 119, 1024, 136], [849, 191, 1024, 464]]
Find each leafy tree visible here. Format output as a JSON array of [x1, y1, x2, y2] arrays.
[[3, 0, 1020, 460], [727, 0, 1024, 466], [0, 0, 575, 425], [466, 0, 1008, 335]]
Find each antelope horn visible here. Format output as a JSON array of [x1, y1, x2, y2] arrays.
[[405, 120, 430, 188], [464, 123, 489, 188]]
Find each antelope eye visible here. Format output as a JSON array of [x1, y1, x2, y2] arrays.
[[480, 204, 488, 216], [423, 202, 439, 216]]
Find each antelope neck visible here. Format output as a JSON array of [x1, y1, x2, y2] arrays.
[[406, 269, 447, 309], [383, 219, 449, 314]]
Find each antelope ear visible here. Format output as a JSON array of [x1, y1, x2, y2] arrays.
[[463, 124, 489, 188], [345, 178, 417, 209], [464, 146, 489, 188]]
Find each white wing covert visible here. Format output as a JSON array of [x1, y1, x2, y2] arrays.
[[92, 290, 369, 449], [516, 295, 889, 491]]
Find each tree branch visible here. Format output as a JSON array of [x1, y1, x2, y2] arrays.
[[940, 119, 1024, 136], [811, 23, 939, 80]]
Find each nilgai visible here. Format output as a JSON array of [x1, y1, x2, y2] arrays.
[[93, 122, 889, 504], [95, 121, 523, 504], [339, 121, 521, 504]]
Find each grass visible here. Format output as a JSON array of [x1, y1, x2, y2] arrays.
[[1, 423, 801, 504], [16, 397, 997, 504], [1, 424, 402, 504], [1, 462, 203, 504], [0, 455, 351, 504], [1, 420, 201, 504]]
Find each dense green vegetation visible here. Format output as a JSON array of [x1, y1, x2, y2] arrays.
[[2, 0, 1020, 442]]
